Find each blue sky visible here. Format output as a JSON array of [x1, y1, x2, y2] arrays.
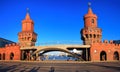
[[0, 0, 120, 45]]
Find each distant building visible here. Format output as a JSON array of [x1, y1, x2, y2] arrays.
[[113, 40, 120, 44], [0, 38, 15, 47]]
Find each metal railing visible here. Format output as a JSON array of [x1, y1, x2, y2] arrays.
[[35, 41, 83, 46]]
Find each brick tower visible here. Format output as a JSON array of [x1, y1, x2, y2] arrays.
[[81, 3, 102, 45], [18, 9, 37, 47]]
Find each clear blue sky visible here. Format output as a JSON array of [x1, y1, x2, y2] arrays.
[[0, 0, 120, 44]]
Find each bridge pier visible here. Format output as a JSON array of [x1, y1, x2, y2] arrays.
[[21, 50, 24, 60], [36, 53, 40, 61]]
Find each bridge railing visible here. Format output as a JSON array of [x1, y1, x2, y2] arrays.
[[35, 41, 83, 46]]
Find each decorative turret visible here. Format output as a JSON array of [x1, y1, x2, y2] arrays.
[[18, 8, 37, 47], [22, 9, 34, 32], [81, 3, 102, 45]]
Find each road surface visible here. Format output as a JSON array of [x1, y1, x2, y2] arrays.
[[0, 61, 120, 72]]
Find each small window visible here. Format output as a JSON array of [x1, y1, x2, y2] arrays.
[[92, 19, 94, 24], [94, 34, 96, 38], [90, 34, 92, 38]]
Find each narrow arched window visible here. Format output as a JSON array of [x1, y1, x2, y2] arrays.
[[91, 19, 94, 24], [10, 52, 14, 60]]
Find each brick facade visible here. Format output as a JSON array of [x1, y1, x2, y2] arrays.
[[90, 40, 120, 61], [0, 43, 21, 60]]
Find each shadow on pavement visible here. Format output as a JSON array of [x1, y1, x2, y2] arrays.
[[89, 63, 120, 71], [29, 67, 40, 72]]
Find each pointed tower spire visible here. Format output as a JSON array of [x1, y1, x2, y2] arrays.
[[87, 2, 93, 14], [25, 8, 31, 20], [22, 8, 34, 32], [84, 2, 97, 19]]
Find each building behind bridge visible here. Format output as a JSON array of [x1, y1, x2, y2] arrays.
[[0, 38, 15, 47], [0, 3, 120, 61]]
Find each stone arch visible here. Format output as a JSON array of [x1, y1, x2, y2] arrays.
[[0, 53, 2, 60], [3, 53, 5, 60], [10, 52, 14, 60], [113, 51, 119, 60], [39, 50, 64, 55], [35, 48, 71, 55], [34, 47, 80, 59], [100, 51, 107, 61]]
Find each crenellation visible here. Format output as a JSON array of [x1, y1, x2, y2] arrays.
[[5, 44, 8, 47], [5, 43, 19, 48], [8, 44, 11, 47], [103, 40, 108, 43], [12, 43, 15, 46], [109, 40, 113, 44]]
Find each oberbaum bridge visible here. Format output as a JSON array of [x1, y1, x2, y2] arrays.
[[0, 4, 120, 61]]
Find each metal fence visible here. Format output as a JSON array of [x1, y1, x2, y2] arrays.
[[35, 41, 83, 46]]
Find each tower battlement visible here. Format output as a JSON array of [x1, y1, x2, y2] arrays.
[[91, 40, 120, 47]]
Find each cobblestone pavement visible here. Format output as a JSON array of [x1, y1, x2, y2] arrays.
[[0, 61, 120, 72]]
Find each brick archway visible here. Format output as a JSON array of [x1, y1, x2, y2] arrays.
[[100, 51, 107, 61], [10, 52, 14, 60], [113, 51, 119, 60], [3, 53, 5, 60], [34, 47, 82, 60], [35, 48, 72, 56]]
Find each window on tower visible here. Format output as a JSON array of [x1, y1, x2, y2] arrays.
[[92, 19, 94, 24]]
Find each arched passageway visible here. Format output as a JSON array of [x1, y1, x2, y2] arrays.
[[34, 48, 84, 61], [10, 52, 14, 60], [113, 51, 119, 60], [38, 50, 79, 61], [3, 53, 5, 60], [100, 51, 107, 61], [0, 54, 2, 60], [21, 50, 30, 60]]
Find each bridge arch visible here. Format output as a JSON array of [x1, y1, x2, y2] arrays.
[[33, 47, 81, 60], [34, 47, 72, 55]]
